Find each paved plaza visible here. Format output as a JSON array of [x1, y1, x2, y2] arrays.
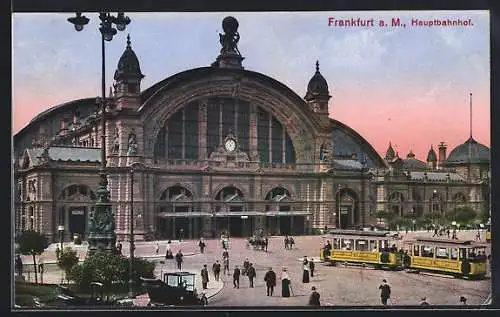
[[18, 230, 491, 306]]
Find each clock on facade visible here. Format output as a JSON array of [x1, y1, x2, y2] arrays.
[[224, 138, 237, 152]]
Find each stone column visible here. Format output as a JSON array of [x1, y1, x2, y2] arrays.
[[198, 101, 208, 159], [249, 103, 258, 160]]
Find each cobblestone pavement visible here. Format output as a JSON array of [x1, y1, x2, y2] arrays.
[[18, 230, 491, 306]]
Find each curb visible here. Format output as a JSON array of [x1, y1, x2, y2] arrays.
[[207, 280, 224, 300], [22, 252, 198, 266]]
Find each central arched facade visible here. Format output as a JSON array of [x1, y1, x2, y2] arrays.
[[141, 68, 323, 165]]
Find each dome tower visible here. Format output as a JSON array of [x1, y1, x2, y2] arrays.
[[304, 61, 331, 121], [113, 34, 145, 110]]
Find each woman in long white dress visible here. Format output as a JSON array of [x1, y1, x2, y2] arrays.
[[281, 268, 291, 297]]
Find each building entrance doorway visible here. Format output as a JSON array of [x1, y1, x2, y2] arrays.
[[69, 207, 86, 236]]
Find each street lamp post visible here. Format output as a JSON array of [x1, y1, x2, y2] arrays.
[[67, 12, 131, 252], [57, 225, 65, 251], [129, 166, 135, 298], [337, 185, 343, 229]]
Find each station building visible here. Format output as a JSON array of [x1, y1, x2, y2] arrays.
[[13, 18, 490, 242]]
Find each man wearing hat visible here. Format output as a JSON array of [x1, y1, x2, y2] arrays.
[[378, 279, 391, 306], [420, 297, 429, 306], [264, 267, 277, 296], [308, 286, 321, 306], [201, 264, 209, 290]]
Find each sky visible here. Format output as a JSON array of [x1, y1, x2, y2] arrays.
[[12, 11, 490, 161]]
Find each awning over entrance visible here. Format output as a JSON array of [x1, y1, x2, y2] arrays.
[[157, 210, 311, 217]]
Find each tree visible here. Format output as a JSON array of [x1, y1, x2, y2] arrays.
[[16, 230, 49, 284], [455, 206, 477, 226], [57, 247, 79, 283]]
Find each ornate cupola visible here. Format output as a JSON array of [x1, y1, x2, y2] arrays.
[[385, 142, 395, 161], [113, 34, 144, 110], [304, 61, 331, 118], [426, 145, 437, 169]]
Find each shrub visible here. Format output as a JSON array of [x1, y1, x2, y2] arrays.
[[57, 247, 79, 283], [68, 251, 155, 293]]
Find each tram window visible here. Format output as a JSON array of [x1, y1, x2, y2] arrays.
[[342, 239, 354, 250], [460, 248, 467, 259], [421, 245, 434, 258], [436, 247, 449, 259], [378, 240, 389, 251], [356, 239, 369, 251], [369, 240, 377, 252], [450, 248, 458, 260], [333, 238, 341, 249], [413, 245, 420, 256]]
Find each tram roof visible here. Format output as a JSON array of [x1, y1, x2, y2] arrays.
[[327, 229, 391, 237], [405, 237, 488, 247]]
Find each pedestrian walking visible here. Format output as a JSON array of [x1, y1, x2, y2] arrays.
[[175, 250, 183, 270], [281, 268, 291, 297], [38, 259, 44, 284], [309, 259, 315, 277], [452, 229, 457, 240], [155, 242, 159, 255], [476, 230, 481, 241], [179, 228, 184, 242], [233, 266, 241, 288], [432, 228, 438, 237], [264, 267, 276, 296], [15, 254, 23, 277], [200, 291, 208, 306], [247, 263, 256, 288], [308, 286, 321, 306], [222, 250, 229, 261], [242, 258, 250, 276], [223, 258, 230, 275], [264, 237, 269, 252], [55, 246, 61, 260], [302, 262, 310, 283], [378, 279, 391, 306], [420, 297, 430, 306], [201, 264, 209, 290], [212, 260, 221, 281], [165, 242, 173, 259], [284, 236, 289, 250], [460, 296, 467, 305], [199, 238, 206, 253], [446, 229, 450, 238], [289, 236, 295, 249]]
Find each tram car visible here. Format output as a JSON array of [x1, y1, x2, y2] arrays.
[[319, 229, 402, 270], [402, 237, 488, 279]]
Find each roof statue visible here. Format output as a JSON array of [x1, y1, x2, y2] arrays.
[[212, 16, 244, 69]]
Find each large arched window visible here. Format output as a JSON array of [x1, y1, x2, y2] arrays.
[[411, 191, 424, 217], [265, 187, 292, 212], [153, 98, 296, 164], [388, 192, 405, 217], [215, 186, 245, 213], [158, 186, 194, 213]]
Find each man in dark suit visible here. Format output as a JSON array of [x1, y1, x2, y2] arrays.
[[233, 265, 241, 288], [308, 286, 321, 306], [247, 263, 256, 288], [201, 264, 209, 290], [378, 279, 391, 306], [264, 267, 276, 296]]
